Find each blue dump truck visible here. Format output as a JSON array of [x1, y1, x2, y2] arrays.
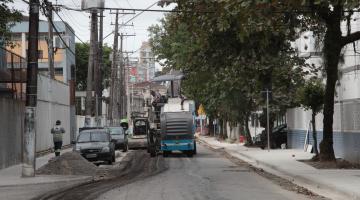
[[146, 73, 197, 157], [160, 101, 196, 157]]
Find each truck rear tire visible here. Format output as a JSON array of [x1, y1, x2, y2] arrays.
[[163, 151, 170, 157], [149, 146, 156, 157], [193, 141, 197, 155], [186, 151, 193, 157]]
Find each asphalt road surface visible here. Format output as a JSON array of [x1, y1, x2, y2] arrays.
[[96, 144, 314, 200]]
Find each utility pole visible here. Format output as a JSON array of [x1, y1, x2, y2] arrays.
[[123, 52, 133, 123], [109, 11, 119, 125], [97, 10, 104, 125], [108, 10, 135, 124], [85, 10, 98, 127], [93, 10, 99, 126], [266, 89, 270, 152], [261, 89, 272, 152], [45, 1, 54, 79], [119, 34, 124, 119], [119, 33, 135, 119], [22, 0, 40, 177]]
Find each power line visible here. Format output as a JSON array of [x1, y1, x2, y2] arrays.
[[55, 13, 86, 44], [42, 4, 76, 56], [61, 9, 89, 30], [56, 4, 214, 13], [54, 10, 87, 44], [103, 1, 158, 41]]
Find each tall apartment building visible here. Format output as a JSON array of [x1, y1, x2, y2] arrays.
[[139, 41, 155, 81]]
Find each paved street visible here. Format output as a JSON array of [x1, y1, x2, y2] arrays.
[[97, 144, 311, 200]]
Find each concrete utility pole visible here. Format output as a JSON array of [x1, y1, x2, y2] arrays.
[[119, 34, 124, 118], [266, 89, 270, 152], [119, 33, 135, 119], [97, 10, 104, 125], [93, 10, 99, 126], [85, 10, 98, 127], [22, 0, 40, 177], [123, 52, 134, 123], [46, 1, 54, 79], [109, 10, 119, 125]]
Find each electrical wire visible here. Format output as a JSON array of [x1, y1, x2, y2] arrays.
[[53, 9, 87, 45], [61, 9, 89, 31], [42, 3, 76, 56], [103, 1, 158, 41]]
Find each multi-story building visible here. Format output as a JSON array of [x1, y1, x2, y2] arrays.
[[7, 17, 75, 84], [139, 41, 155, 81]]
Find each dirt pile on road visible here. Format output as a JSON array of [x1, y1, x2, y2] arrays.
[[37, 152, 98, 176]]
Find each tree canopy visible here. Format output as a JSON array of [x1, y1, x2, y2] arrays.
[[0, 0, 21, 47], [149, 1, 310, 142], [75, 43, 112, 90], [151, 0, 360, 161]]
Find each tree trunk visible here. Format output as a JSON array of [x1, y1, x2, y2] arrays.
[[208, 117, 214, 136], [223, 119, 228, 139], [311, 111, 319, 155], [245, 113, 253, 145], [319, 12, 342, 161], [219, 118, 224, 139]]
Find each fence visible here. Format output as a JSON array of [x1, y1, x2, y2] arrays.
[[0, 47, 27, 100], [0, 98, 24, 169], [0, 74, 72, 169]]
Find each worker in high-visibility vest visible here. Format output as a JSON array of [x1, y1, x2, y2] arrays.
[[51, 120, 65, 156]]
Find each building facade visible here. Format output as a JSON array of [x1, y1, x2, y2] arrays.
[[7, 19, 75, 84], [139, 41, 156, 81], [286, 19, 360, 163]]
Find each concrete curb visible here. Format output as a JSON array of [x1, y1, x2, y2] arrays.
[[198, 137, 360, 200]]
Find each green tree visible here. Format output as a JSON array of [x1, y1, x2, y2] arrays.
[[75, 43, 112, 91], [266, 0, 360, 161], [156, 0, 360, 161], [0, 0, 21, 46], [149, 1, 308, 144], [297, 78, 325, 156]]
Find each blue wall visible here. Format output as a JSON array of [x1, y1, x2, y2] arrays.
[[288, 130, 360, 163]]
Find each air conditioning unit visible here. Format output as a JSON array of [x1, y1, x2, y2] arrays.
[[53, 35, 70, 49]]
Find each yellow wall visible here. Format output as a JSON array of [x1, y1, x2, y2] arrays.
[[6, 39, 64, 62]]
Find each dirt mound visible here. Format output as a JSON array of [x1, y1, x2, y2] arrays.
[[37, 152, 98, 176]]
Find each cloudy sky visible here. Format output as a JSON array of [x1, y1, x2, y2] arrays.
[[11, 0, 174, 66]]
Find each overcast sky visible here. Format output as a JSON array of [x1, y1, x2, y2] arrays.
[[11, 0, 174, 69]]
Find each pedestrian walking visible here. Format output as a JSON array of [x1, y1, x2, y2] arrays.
[[51, 120, 65, 156]]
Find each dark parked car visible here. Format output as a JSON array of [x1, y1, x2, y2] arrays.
[[107, 126, 128, 152], [73, 129, 116, 164], [255, 124, 287, 149]]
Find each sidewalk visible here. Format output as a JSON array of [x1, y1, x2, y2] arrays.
[[198, 135, 360, 200], [0, 148, 92, 187]]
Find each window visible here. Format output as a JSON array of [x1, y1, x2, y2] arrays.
[[91, 132, 109, 142], [55, 68, 63, 75], [109, 128, 124, 135], [77, 131, 109, 142], [78, 132, 91, 143]]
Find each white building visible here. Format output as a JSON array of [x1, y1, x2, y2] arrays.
[[139, 41, 156, 81], [286, 16, 360, 163]]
